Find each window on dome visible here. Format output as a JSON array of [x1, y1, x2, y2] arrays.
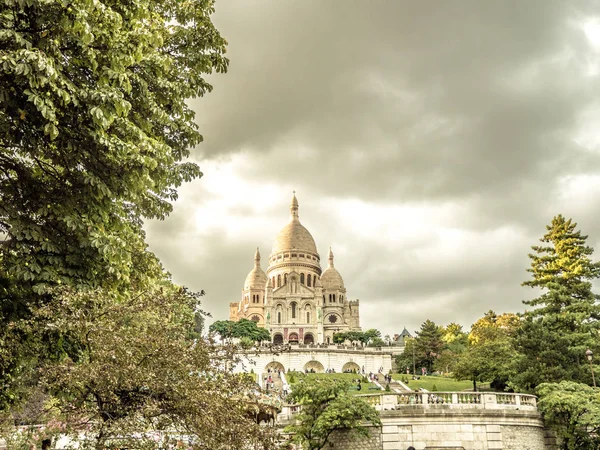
[[292, 253, 297, 257], [284, 273, 288, 284], [277, 274, 281, 287], [332, 294, 336, 302], [300, 273, 305, 284], [340, 295, 343, 303], [307, 275, 312, 287], [323, 295, 326, 302], [300, 254, 304, 258]]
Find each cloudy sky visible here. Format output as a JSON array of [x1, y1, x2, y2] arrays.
[[145, 1, 600, 338]]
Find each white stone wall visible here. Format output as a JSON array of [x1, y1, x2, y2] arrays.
[[282, 407, 556, 450], [234, 347, 393, 376]]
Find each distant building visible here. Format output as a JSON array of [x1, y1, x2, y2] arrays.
[[229, 194, 361, 344], [393, 327, 413, 347]]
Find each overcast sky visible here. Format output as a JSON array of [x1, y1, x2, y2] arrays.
[[145, 1, 600, 338]]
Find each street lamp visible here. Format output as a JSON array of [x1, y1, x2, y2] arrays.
[[586, 349, 596, 388]]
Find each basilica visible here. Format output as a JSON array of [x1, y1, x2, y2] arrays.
[[229, 194, 361, 345]]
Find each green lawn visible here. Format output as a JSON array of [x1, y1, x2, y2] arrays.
[[392, 375, 488, 392]]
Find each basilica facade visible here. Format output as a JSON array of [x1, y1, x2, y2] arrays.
[[229, 194, 360, 345]]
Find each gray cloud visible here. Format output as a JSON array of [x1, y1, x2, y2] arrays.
[[145, 0, 600, 336]]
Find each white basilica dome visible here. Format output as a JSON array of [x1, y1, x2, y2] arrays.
[[244, 248, 268, 289], [320, 247, 345, 290], [270, 193, 319, 257]]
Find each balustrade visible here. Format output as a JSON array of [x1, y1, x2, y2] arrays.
[[277, 392, 538, 422]]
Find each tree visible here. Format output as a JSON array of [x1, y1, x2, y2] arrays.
[[209, 319, 271, 343], [0, 0, 227, 293], [395, 337, 417, 375], [435, 323, 468, 374], [536, 381, 600, 450], [512, 215, 600, 392], [454, 311, 518, 391], [284, 377, 381, 450], [413, 320, 445, 373], [0, 286, 277, 450], [0, 0, 228, 408], [363, 328, 383, 347]]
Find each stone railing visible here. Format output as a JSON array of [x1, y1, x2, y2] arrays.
[[278, 392, 538, 421]]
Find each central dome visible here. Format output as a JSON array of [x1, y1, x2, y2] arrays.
[[271, 221, 318, 255], [271, 193, 319, 256]]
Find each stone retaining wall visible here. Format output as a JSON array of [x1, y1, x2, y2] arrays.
[[282, 402, 558, 450]]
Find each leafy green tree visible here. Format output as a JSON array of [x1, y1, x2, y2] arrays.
[[209, 319, 271, 342], [435, 323, 468, 374], [209, 320, 237, 340], [0, 0, 228, 409], [284, 377, 381, 450], [537, 381, 600, 450], [512, 215, 600, 392], [233, 318, 271, 342], [0, 0, 227, 293], [0, 287, 277, 450], [363, 328, 382, 346], [333, 329, 383, 346], [395, 337, 417, 375], [454, 311, 518, 391]]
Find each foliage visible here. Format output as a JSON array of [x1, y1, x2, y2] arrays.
[[411, 320, 445, 373], [512, 215, 600, 392], [394, 336, 415, 375], [284, 376, 381, 450], [0, 287, 277, 450], [333, 328, 382, 346], [0, 0, 228, 409], [435, 322, 468, 374], [537, 381, 600, 450], [368, 336, 385, 347], [454, 311, 518, 391], [0, 0, 227, 292], [209, 319, 271, 342]]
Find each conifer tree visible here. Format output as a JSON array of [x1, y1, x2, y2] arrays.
[[414, 320, 445, 374], [512, 215, 600, 392]]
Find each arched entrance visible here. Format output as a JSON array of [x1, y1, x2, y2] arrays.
[[273, 333, 283, 345], [288, 332, 299, 344], [342, 362, 361, 373], [265, 361, 285, 373], [303, 360, 324, 373], [304, 333, 315, 344]]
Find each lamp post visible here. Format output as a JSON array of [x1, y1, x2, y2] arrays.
[[586, 348, 596, 388]]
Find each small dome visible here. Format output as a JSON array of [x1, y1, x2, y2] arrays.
[[244, 248, 267, 289], [321, 247, 344, 290], [271, 193, 318, 256]]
